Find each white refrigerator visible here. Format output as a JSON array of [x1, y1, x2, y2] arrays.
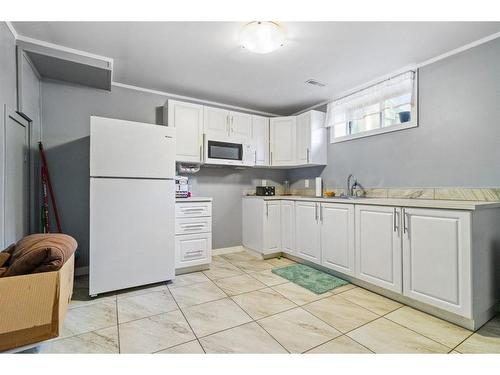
[[89, 116, 176, 296]]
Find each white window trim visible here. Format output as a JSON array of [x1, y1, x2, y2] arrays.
[[329, 70, 419, 144]]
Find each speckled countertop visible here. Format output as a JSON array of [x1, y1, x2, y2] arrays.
[[243, 195, 500, 210]]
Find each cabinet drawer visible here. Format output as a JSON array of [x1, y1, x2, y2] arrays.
[[175, 233, 212, 268], [176, 217, 212, 235], [175, 202, 212, 218]]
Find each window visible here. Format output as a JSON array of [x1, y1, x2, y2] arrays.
[[327, 71, 417, 143]]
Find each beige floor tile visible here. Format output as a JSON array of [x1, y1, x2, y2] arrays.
[[119, 310, 195, 353], [249, 269, 289, 286], [168, 272, 210, 287], [214, 274, 266, 296], [385, 306, 472, 348], [156, 340, 205, 354], [221, 251, 261, 263], [272, 282, 332, 305], [203, 262, 244, 280], [37, 326, 119, 353], [182, 298, 252, 337], [232, 288, 296, 319], [232, 259, 274, 273], [212, 255, 231, 265], [304, 295, 379, 333], [330, 284, 358, 295], [306, 336, 373, 353], [200, 322, 287, 353], [61, 299, 117, 338], [265, 257, 296, 268], [455, 316, 500, 353], [69, 288, 116, 309], [347, 318, 449, 353], [340, 288, 402, 315], [169, 281, 227, 308], [117, 290, 178, 323], [115, 283, 168, 299], [258, 307, 341, 353]]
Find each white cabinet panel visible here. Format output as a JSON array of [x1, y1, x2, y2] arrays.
[[167, 100, 203, 163], [321, 203, 355, 276], [252, 115, 269, 166], [230, 111, 252, 140], [270, 116, 296, 166], [175, 217, 212, 235], [402, 208, 471, 317], [280, 200, 295, 255], [264, 201, 281, 254], [175, 202, 212, 218], [296, 112, 311, 165], [296, 111, 327, 166], [204, 106, 229, 138], [355, 205, 402, 293], [175, 232, 212, 268], [295, 201, 321, 263]]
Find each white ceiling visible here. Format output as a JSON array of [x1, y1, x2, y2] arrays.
[[12, 22, 500, 115]]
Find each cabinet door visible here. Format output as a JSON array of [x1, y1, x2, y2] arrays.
[[402, 208, 471, 317], [204, 106, 229, 138], [280, 200, 295, 255], [230, 111, 252, 140], [321, 203, 355, 276], [296, 112, 311, 165], [175, 232, 212, 269], [167, 100, 203, 163], [270, 116, 296, 166], [252, 115, 269, 166], [355, 205, 402, 293], [264, 201, 281, 254], [295, 201, 321, 263]]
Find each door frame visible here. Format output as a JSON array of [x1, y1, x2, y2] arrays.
[[1, 105, 31, 247]]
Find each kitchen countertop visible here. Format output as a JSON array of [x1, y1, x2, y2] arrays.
[[176, 197, 213, 202], [243, 195, 500, 210]]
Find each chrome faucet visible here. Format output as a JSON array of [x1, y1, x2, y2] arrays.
[[347, 174, 357, 197]]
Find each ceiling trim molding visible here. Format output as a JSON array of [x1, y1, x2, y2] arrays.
[[112, 81, 280, 117], [292, 31, 500, 115], [5, 21, 18, 39]]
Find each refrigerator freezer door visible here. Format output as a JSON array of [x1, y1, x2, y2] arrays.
[[90, 178, 175, 295], [90, 116, 175, 178]]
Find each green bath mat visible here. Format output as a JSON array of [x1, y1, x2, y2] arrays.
[[272, 264, 348, 294]]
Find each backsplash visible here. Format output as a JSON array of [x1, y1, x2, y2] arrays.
[[289, 186, 500, 202]]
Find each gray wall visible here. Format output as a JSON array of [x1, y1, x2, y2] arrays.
[[289, 38, 500, 189], [40, 81, 286, 267]]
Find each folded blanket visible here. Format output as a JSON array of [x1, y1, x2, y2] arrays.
[[1, 233, 77, 277]]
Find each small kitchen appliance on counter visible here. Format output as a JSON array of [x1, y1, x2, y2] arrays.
[[175, 176, 190, 198], [256, 186, 275, 196]]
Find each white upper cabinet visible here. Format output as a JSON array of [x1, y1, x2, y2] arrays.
[[204, 106, 230, 138], [320, 203, 355, 276], [252, 115, 269, 166], [402, 208, 471, 317], [166, 100, 203, 163], [296, 110, 327, 166], [270, 116, 296, 166], [295, 201, 321, 263], [355, 205, 402, 293], [230, 111, 252, 140]]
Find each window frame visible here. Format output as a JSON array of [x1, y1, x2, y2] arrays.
[[329, 71, 419, 144]]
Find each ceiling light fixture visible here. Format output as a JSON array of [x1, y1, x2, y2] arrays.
[[240, 21, 285, 54]]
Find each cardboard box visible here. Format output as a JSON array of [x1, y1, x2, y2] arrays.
[[0, 254, 74, 351]]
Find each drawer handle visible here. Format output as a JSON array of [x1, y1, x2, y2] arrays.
[[182, 224, 205, 228], [185, 251, 204, 258], [181, 208, 205, 212]]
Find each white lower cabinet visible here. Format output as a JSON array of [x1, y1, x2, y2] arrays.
[[242, 198, 281, 255], [280, 200, 295, 255], [321, 203, 355, 276], [264, 201, 281, 254], [175, 200, 212, 271], [295, 202, 321, 263], [402, 208, 471, 317], [355, 205, 402, 293]]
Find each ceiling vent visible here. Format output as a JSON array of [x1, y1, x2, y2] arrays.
[[305, 79, 326, 87]]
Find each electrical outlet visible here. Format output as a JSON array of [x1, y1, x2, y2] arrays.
[[261, 179, 267, 186], [304, 179, 309, 188]]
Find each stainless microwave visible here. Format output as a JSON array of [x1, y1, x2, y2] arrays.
[[204, 135, 255, 166]]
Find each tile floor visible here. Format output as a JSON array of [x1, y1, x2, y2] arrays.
[[27, 251, 500, 354]]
